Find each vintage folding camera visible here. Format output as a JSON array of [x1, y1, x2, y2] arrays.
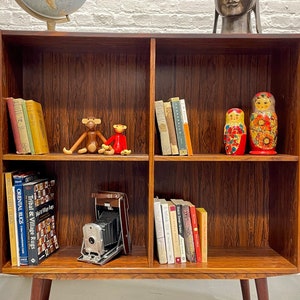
[[78, 191, 131, 265]]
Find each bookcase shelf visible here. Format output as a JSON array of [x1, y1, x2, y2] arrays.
[[2, 246, 296, 279], [3, 153, 149, 162], [1, 31, 299, 299]]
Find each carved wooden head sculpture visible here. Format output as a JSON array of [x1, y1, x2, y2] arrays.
[[213, 0, 262, 34]]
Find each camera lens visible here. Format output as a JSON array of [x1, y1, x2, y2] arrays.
[[89, 237, 95, 244]]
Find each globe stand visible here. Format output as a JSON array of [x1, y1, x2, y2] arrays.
[[15, 0, 70, 31]]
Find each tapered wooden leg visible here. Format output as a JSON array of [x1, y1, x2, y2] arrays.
[[240, 279, 251, 300], [31, 278, 52, 300], [255, 278, 269, 300]]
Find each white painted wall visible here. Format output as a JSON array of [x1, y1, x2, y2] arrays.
[[0, 0, 299, 33]]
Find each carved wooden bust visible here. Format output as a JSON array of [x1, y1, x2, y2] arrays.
[[213, 0, 262, 34]]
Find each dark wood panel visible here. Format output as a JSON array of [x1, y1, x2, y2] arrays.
[[269, 162, 298, 265], [154, 162, 270, 248], [46, 161, 149, 247], [20, 48, 150, 154], [156, 53, 271, 154]]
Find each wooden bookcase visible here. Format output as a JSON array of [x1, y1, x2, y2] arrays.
[[0, 31, 299, 300]]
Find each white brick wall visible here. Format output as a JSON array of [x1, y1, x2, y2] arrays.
[[0, 0, 299, 33]]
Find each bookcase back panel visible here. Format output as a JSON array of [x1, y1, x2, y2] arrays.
[[155, 45, 300, 156], [5, 160, 149, 248], [2, 41, 151, 155], [155, 161, 297, 254], [269, 162, 298, 265]]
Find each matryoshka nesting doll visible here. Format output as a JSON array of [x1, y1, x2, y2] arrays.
[[249, 92, 277, 154], [224, 108, 247, 155]]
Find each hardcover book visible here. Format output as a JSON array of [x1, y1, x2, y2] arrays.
[[196, 207, 208, 263], [155, 100, 172, 155], [168, 201, 181, 263], [170, 97, 188, 156], [4, 171, 20, 266], [183, 200, 202, 262], [179, 99, 193, 156], [21, 99, 35, 154], [23, 178, 59, 265], [159, 198, 175, 264], [154, 197, 167, 264], [5, 97, 26, 154], [163, 101, 179, 155], [171, 199, 186, 263], [12, 98, 31, 154], [25, 99, 49, 154], [13, 171, 40, 265], [172, 199, 196, 262]]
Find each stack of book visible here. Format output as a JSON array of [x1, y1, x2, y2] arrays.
[[4, 170, 59, 266], [154, 197, 207, 264], [5, 97, 49, 154], [155, 97, 193, 156]]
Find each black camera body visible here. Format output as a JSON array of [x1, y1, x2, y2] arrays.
[[78, 191, 131, 265]]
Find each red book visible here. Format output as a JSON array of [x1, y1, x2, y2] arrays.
[[183, 201, 202, 262], [5, 97, 23, 154]]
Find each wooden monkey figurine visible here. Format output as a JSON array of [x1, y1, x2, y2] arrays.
[[63, 117, 107, 154], [224, 108, 247, 155], [99, 124, 131, 155]]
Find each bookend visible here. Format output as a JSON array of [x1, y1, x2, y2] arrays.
[[78, 191, 131, 265]]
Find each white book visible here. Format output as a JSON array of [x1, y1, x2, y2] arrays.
[[154, 198, 167, 264], [159, 199, 175, 264]]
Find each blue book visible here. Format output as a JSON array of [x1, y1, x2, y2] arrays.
[[13, 171, 39, 265], [23, 178, 59, 265]]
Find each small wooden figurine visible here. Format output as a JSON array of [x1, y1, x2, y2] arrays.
[[249, 92, 278, 154], [99, 124, 131, 155], [224, 108, 247, 155], [63, 117, 107, 154]]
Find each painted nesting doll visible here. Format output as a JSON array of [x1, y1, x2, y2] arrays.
[[224, 108, 247, 155], [249, 92, 277, 154]]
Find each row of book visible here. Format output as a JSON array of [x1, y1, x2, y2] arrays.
[[154, 197, 207, 264], [155, 97, 193, 156], [5, 97, 49, 154], [4, 170, 59, 266]]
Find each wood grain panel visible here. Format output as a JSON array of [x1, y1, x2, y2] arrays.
[[21, 46, 150, 154], [154, 162, 269, 248]]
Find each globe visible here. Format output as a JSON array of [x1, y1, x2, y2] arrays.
[[15, 0, 86, 30]]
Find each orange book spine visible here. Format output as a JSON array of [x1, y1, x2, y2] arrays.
[[196, 207, 208, 263], [180, 99, 193, 155]]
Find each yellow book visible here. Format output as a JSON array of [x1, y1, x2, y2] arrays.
[[25, 100, 49, 154], [196, 207, 208, 263], [5, 171, 20, 266]]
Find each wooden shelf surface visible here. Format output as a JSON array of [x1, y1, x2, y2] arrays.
[[2, 153, 149, 162], [2, 153, 298, 162], [155, 154, 298, 162], [2, 246, 297, 280]]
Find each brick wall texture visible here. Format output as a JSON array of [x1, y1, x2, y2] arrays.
[[0, 0, 299, 33]]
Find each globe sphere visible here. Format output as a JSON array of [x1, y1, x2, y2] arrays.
[[21, 0, 86, 19]]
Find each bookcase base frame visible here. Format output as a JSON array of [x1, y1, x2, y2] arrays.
[[29, 277, 269, 300]]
